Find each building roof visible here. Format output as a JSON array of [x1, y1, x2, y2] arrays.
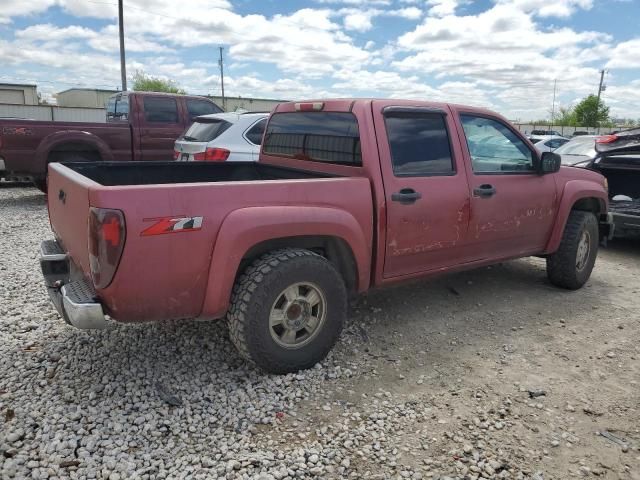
[[0, 83, 37, 88], [57, 88, 119, 95]]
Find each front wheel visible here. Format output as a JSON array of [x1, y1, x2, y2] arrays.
[[546, 210, 599, 290], [227, 248, 347, 374]]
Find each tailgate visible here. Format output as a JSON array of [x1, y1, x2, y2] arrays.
[[47, 163, 98, 276]]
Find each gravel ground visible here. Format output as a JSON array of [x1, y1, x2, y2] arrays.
[[1, 185, 639, 480]]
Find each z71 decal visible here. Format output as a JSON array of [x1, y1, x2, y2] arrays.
[[141, 216, 203, 236]]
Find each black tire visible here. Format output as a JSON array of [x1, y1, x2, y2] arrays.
[[35, 151, 100, 193], [33, 178, 48, 193], [227, 248, 347, 374], [546, 210, 599, 290]]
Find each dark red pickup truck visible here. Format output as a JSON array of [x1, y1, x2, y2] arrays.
[[0, 91, 221, 190], [40, 99, 613, 373]]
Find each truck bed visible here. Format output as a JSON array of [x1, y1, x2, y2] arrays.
[[64, 161, 337, 186]]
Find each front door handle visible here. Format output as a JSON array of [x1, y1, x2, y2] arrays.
[[392, 188, 422, 205], [473, 184, 496, 198]]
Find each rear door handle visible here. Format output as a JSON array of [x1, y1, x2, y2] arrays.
[[473, 184, 496, 198], [391, 188, 422, 205]]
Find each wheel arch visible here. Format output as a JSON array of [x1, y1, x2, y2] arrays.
[[544, 180, 608, 254], [35, 131, 112, 174], [198, 206, 372, 319]]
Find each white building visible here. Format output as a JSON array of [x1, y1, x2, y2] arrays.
[[56, 88, 119, 108], [0, 83, 39, 105], [209, 95, 285, 112]]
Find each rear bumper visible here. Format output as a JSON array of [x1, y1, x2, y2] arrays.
[[40, 239, 109, 329]]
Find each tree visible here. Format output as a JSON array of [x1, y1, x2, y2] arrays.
[[132, 70, 186, 94], [573, 94, 609, 127], [555, 105, 577, 127]]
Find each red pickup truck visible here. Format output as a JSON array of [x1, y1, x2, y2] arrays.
[[40, 99, 613, 374], [0, 91, 222, 190]]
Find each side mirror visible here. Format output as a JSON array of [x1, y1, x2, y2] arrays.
[[539, 151, 561, 174]]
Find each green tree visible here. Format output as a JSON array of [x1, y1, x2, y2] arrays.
[[556, 105, 577, 127], [132, 70, 186, 94], [573, 94, 609, 127]]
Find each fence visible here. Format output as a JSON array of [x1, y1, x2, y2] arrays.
[[512, 124, 617, 136], [0, 104, 106, 123]]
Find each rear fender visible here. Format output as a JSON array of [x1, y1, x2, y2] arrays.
[[544, 180, 607, 253], [199, 206, 371, 319], [36, 131, 113, 173]]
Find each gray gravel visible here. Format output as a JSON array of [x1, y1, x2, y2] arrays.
[[1, 186, 639, 480]]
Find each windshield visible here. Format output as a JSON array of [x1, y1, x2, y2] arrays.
[[554, 137, 596, 156], [181, 118, 231, 142]]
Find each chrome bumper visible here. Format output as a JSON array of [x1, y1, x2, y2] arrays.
[[40, 240, 109, 329]]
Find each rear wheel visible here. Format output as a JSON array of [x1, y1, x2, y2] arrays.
[[546, 210, 599, 290], [227, 248, 347, 374], [35, 151, 101, 193]]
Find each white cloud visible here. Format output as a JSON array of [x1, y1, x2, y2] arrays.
[[426, 0, 460, 17], [496, 0, 593, 18], [606, 38, 640, 69]]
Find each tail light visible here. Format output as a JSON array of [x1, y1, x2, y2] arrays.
[[193, 147, 230, 162], [88, 207, 126, 289], [295, 102, 324, 111], [596, 134, 618, 144], [173, 149, 180, 160]]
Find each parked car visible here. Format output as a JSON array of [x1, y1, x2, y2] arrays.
[[529, 129, 563, 138], [572, 131, 590, 137], [554, 135, 598, 166], [533, 135, 570, 153], [0, 91, 222, 190], [173, 112, 268, 162], [40, 99, 612, 373], [556, 130, 640, 238]]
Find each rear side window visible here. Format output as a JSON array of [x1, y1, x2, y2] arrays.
[[182, 119, 231, 142], [245, 118, 267, 145], [143, 97, 178, 123], [384, 111, 454, 176], [186, 99, 222, 118], [263, 112, 361, 166]]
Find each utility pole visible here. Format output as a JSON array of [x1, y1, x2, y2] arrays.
[[118, 0, 127, 91], [596, 69, 607, 132], [551, 78, 557, 126], [218, 46, 225, 111]]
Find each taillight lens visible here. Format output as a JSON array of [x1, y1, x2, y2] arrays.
[[193, 147, 230, 162], [596, 134, 618, 144], [173, 149, 180, 160], [88, 207, 126, 289]]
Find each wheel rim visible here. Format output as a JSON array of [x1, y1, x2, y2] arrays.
[[269, 282, 327, 349], [576, 230, 591, 271]]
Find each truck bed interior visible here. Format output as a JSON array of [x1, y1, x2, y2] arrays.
[[594, 155, 640, 215], [61, 161, 337, 186]]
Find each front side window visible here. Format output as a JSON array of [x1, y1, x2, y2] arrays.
[[245, 118, 267, 145], [106, 95, 129, 121], [143, 97, 178, 123], [263, 112, 361, 166], [186, 99, 222, 118], [384, 111, 454, 176], [461, 115, 534, 173]]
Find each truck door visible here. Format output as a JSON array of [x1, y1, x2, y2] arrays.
[[138, 96, 185, 161], [373, 101, 472, 278], [454, 111, 558, 259]]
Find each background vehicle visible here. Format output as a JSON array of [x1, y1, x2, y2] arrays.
[[533, 135, 570, 153], [566, 130, 640, 238], [41, 99, 612, 374], [529, 129, 562, 138], [555, 135, 598, 166], [0, 91, 222, 190], [173, 112, 268, 162]]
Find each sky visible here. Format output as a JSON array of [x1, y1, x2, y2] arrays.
[[0, 0, 638, 121]]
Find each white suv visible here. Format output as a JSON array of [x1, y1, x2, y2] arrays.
[[174, 112, 268, 162]]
